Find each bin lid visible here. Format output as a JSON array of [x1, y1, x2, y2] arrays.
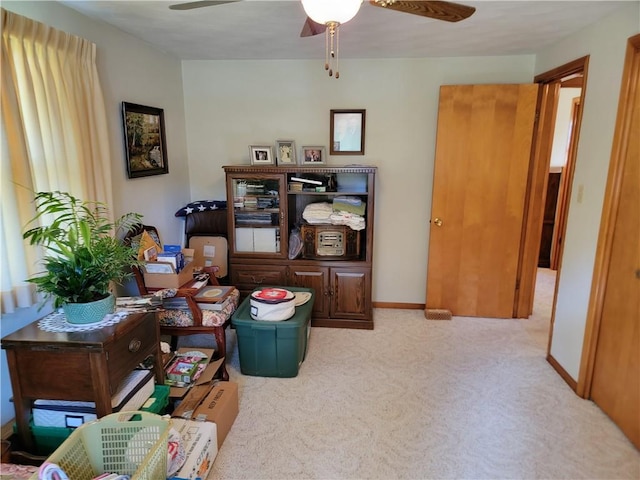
[[232, 287, 314, 327], [251, 288, 294, 304]]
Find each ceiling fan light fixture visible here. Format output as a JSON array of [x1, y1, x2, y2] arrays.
[[300, 0, 363, 25], [301, 0, 362, 79]]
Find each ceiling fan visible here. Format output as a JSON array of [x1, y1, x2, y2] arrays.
[[168, 0, 476, 77], [169, 1, 475, 33]]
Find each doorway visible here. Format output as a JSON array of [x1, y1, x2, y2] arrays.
[[523, 57, 589, 388], [538, 81, 582, 271], [534, 73, 584, 354]]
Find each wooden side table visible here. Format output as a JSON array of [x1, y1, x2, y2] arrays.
[[1, 312, 164, 452]]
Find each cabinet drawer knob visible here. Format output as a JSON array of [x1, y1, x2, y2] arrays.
[[128, 339, 141, 353], [251, 276, 264, 285]]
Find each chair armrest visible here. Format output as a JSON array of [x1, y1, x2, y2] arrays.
[[183, 294, 203, 326]]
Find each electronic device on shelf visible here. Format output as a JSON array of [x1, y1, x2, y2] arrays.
[[301, 225, 360, 260]]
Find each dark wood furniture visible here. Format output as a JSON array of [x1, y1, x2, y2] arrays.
[[125, 224, 236, 381], [1, 312, 164, 452], [146, 276, 236, 382], [183, 210, 230, 284], [224, 165, 376, 329], [538, 167, 563, 268]]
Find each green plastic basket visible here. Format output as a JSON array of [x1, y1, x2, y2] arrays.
[[33, 412, 169, 480]]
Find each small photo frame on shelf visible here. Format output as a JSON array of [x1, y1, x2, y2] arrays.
[[276, 140, 296, 166], [330, 109, 366, 155], [122, 102, 169, 178], [249, 145, 274, 165], [300, 146, 326, 165]]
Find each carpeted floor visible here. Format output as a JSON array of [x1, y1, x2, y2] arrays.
[[179, 269, 640, 480]]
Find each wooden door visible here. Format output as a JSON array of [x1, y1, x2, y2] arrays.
[[331, 267, 370, 319], [289, 266, 330, 318], [426, 84, 539, 318], [588, 35, 640, 449]]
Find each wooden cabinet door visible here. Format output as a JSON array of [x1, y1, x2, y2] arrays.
[[426, 84, 538, 318], [330, 267, 371, 319], [226, 172, 287, 258], [289, 266, 330, 318]]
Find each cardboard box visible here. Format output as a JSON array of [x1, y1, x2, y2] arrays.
[[172, 381, 239, 448], [143, 260, 195, 289], [170, 419, 218, 480], [167, 348, 224, 399], [188, 236, 228, 277]]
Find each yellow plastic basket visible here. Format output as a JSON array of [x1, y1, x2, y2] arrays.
[[30, 412, 169, 480]]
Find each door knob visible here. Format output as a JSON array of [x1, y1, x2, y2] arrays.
[[433, 217, 443, 227]]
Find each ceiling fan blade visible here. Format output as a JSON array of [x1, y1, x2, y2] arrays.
[[169, 0, 239, 11], [300, 17, 327, 38], [369, 0, 475, 22]]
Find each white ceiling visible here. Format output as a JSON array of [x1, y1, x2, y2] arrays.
[[59, 0, 632, 60]]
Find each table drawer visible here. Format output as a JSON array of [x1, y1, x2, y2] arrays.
[[106, 314, 158, 394]]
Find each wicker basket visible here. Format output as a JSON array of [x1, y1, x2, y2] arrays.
[[30, 412, 169, 480]]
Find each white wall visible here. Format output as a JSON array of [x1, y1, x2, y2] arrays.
[[182, 56, 536, 304], [1, 0, 635, 428], [535, 2, 639, 380], [550, 88, 582, 168], [0, 1, 190, 426]]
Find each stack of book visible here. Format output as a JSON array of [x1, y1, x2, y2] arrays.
[[161, 285, 235, 312], [193, 285, 235, 311], [116, 295, 163, 313]]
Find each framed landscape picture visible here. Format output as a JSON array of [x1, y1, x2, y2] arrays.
[[122, 102, 169, 178]]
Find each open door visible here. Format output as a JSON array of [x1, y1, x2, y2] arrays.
[[581, 33, 640, 450], [425, 84, 539, 318]]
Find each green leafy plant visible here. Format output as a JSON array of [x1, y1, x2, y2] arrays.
[[23, 191, 143, 308]]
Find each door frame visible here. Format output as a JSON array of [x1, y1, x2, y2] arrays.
[[551, 96, 581, 270], [514, 56, 589, 322], [579, 34, 640, 399]]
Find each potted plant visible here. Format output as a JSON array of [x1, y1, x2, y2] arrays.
[[23, 191, 143, 324]]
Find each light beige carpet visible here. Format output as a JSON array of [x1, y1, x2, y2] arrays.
[[178, 270, 640, 479]]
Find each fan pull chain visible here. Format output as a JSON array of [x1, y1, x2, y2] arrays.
[[335, 26, 340, 79], [324, 22, 340, 79], [325, 25, 330, 72]]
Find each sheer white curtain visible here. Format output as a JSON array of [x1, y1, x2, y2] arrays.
[[1, 8, 114, 314]]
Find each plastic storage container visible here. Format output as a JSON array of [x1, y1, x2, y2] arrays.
[[232, 287, 314, 378], [32, 369, 155, 428], [24, 422, 75, 455], [18, 384, 169, 456], [140, 384, 169, 415], [37, 412, 169, 480]]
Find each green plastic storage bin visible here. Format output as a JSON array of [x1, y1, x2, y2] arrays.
[[15, 384, 170, 455], [232, 286, 314, 378], [141, 384, 170, 414], [24, 422, 74, 455]]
